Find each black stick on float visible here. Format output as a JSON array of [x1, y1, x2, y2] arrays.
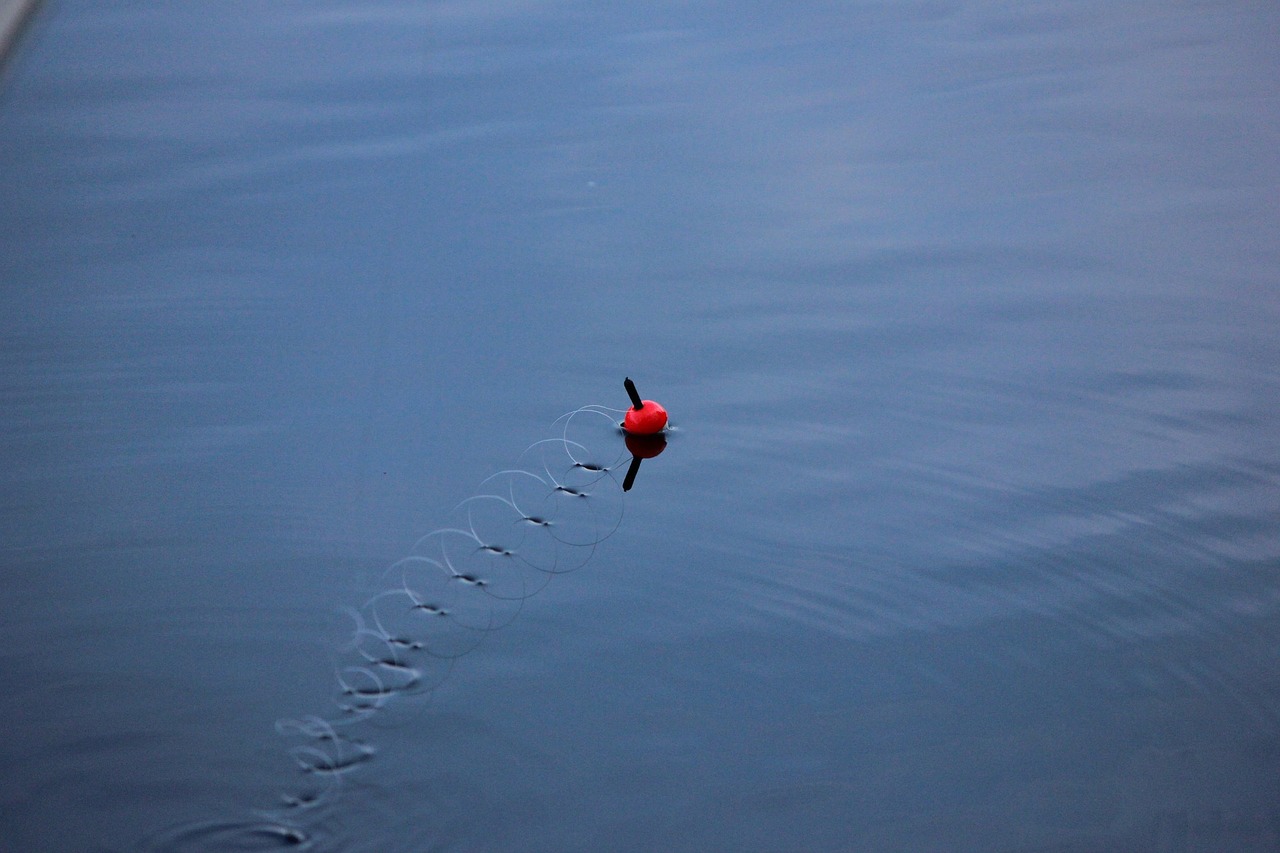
[[624, 377, 644, 410]]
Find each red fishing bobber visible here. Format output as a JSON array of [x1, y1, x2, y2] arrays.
[[622, 377, 668, 435]]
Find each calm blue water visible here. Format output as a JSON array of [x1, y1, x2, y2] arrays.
[[2, 2, 1278, 851]]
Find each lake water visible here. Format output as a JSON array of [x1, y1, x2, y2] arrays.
[[2, 1, 1278, 851]]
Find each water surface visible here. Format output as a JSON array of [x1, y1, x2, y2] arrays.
[[1, 1, 1278, 851]]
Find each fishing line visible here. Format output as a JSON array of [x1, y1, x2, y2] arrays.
[[143, 392, 669, 851]]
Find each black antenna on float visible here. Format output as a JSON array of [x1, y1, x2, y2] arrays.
[[624, 377, 644, 410]]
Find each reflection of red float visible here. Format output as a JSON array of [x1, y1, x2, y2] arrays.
[[622, 377, 668, 435], [624, 431, 667, 460], [622, 432, 666, 492]]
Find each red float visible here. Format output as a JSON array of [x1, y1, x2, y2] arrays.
[[622, 377, 668, 435]]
